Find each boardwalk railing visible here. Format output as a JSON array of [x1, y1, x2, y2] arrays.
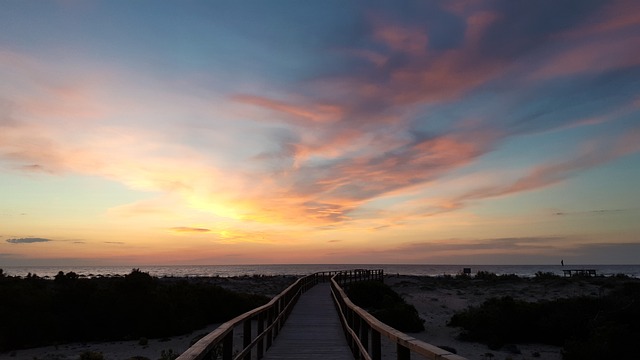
[[330, 270, 467, 360], [176, 271, 340, 360], [177, 269, 467, 360]]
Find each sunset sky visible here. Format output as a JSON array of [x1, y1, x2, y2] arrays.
[[1, 0, 639, 266]]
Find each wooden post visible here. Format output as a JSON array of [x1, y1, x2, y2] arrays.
[[352, 315, 361, 358], [371, 329, 381, 360], [266, 308, 273, 349], [274, 299, 280, 337], [222, 331, 233, 360], [360, 322, 369, 354], [397, 343, 410, 360], [243, 319, 251, 360], [257, 312, 265, 359]]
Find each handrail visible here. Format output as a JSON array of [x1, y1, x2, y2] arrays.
[[176, 271, 341, 360], [177, 269, 466, 360], [330, 270, 468, 360]]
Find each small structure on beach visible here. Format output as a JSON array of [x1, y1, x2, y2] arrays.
[[562, 269, 597, 277]]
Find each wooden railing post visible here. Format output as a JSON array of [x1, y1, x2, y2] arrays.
[[352, 314, 361, 359], [266, 307, 273, 349], [274, 299, 281, 337], [257, 312, 265, 359], [360, 322, 369, 354], [397, 343, 410, 360], [222, 331, 233, 360], [371, 329, 381, 360], [243, 319, 251, 360]]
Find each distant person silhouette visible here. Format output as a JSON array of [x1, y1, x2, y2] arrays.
[[561, 259, 564, 266]]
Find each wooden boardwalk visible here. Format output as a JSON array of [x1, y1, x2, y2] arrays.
[[262, 282, 353, 360]]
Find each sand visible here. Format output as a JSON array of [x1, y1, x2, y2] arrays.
[[0, 274, 622, 360], [385, 275, 610, 360]]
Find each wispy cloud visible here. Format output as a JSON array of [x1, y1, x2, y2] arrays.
[[454, 128, 640, 205], [170, 227, 211, 233], [6, 237, 53, 244], [0, 0, 638, 245]]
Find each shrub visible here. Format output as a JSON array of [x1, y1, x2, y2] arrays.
[[534, 271, 559, 279], [159, 349, 178, 360], [346, 281, 424, 332], [0, 270, 269, 352], [79, 351, 104, 360], [449, 280, 640, 358], [475, 271, 498, 280]]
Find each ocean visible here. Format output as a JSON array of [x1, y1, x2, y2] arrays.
[[2, 264, 640, 278]]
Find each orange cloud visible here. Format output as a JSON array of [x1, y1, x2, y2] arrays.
[[233, 94, 343, 125]]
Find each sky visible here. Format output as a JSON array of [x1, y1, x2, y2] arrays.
[[1, 0, 639, 266]]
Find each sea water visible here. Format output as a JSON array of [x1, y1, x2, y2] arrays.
[[2, 264, 640, 278]]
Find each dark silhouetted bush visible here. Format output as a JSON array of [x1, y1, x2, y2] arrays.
[[346, 281, 424, 332], [0, 269, 269, 351], [449, 280, 640, 359], [534, 271, 560, 279], [79, 351, 105, 360]]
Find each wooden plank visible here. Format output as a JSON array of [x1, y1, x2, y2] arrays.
[[262, 283, 353, 360]]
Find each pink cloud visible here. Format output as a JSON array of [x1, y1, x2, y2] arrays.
[[346, 12, 503, 105], [530, 0, 640, 80], [531, 36, 640, 80], [560, 0, 640, 39], [233, 94, 343, 125], [370, 17, 428, 57], [456, 128, 640, 203]]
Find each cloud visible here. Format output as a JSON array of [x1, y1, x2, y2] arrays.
[[554, 209, 630, 216], [1, 2, 637, 233], [452, 127, 640, 205], [6, 237, 53, 244], [395, 237, 566, 254], [233, 94, 342, 125], [559, 0, 640, 39], [170, 227, 211, 233], [531, 35, 640, 80]]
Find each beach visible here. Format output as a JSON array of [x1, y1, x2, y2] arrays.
[[1, 273, 635, 360], [386, 274, 621, 360]]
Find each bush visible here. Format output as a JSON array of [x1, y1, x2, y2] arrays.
[[534, 271, 559, 279], [475, 271, 498, 280], [79, 351, 104, 360], [0, 270, 269, 351], [346, 281, 424, 332], [449, 280, 640, 358], [159, 349, 178, 360]]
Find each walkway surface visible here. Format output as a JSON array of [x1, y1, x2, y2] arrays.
[[262, 282, 354, 360]]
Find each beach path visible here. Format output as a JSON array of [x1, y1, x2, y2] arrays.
[[261, 282, 353, 360]]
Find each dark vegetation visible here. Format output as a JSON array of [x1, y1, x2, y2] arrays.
[[346, 280, 424, 332], [0, 269, 269, 352], [448, 273, 640, 360]]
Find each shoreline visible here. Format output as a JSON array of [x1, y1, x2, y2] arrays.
[[4, 264, 640, 280]]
